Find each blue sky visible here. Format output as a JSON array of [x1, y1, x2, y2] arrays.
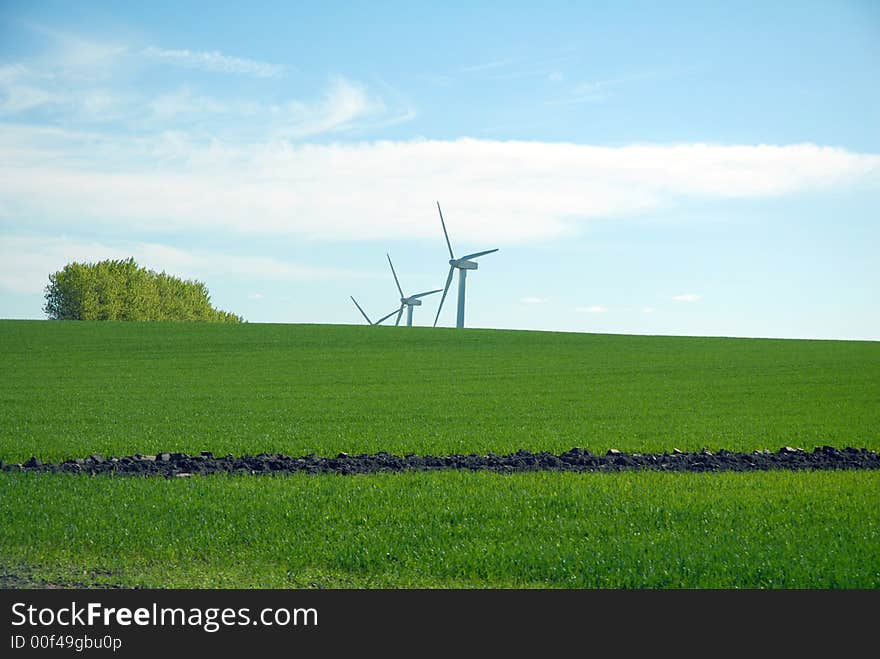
[[1, 1, 878, 339]]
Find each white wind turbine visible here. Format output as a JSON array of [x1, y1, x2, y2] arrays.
[[386, 253, 442, 326], [350, 296, 401, 326], [433, 202, 499, 329]]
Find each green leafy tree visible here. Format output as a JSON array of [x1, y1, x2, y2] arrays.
[[43, 258, 244, 323]]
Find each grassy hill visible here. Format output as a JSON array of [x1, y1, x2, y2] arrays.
[[1, 320, 877, 588], [1, 320, 878, 461]]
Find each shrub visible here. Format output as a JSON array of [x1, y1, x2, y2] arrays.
[[43, 258, 244, 322]]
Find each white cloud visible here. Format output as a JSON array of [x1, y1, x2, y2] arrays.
[[642, 307, 655, 313], [1, 128, 878, 245], [142, 47, 283, 78], [520, 297, 546, 304], [576, 305, 607, 313], [248, 292, 265, 300], [672, 293, 700, 302], [144, 77, 409, 136], [0, 236, 377, 296], [281, 76, 387, 138]]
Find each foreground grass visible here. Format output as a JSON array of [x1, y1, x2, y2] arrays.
[[1, 320, 878, 461], [1, 470, 877, 588]]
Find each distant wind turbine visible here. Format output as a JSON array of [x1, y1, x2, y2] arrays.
[[433, 202, 499, 329], [386, 253, 442, 326], [350, 296, 401, 326]]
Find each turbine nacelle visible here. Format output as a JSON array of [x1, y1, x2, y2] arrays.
[[450, 258, 478, 270]]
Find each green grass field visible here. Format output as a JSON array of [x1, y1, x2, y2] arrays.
[[2, 320, 878, 461], [2, 470, 878, 588], [1, 320, 878, 588]]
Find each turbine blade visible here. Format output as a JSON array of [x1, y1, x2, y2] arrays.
[[350, 296, 373, 325], [437, 201, 455, 259], [433, 266, 455, 327], [411, 288, 443, 299], [459, 248, 499, 261], [395, 305, 404, 326], [375, 308, 400, 325], [386, 253, 404, 298]]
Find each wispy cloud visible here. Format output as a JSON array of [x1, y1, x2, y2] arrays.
[[463, 54, 575, 82], [0, 236, 378, 296], [0, 80, 128, 120], [149, 87, 233, 118], [0, 64, 30, 84], [145, 77, 412, 136], [0, 65, 54, 113], [0, 60, 129, 119], [520, 297, 546, 304], [22, 22, 129, 80], [461, 58, 522, 73], [0, 35, 128, 118], [413, 72, 454, 86], [554, 81, 612, 105], [0, 30, 284, 125], [0, 53, 409, 138], [551, 71, 677, 106], [672, 293, 701, 302], [281, 76, 389, 138], [576, 305, 608, 313], [141, 46, 284, 78], [642, 307, 656, 313]]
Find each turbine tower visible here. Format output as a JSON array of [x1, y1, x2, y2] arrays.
[[386, 253, 442, 326], [433, 202, 499, 329], [350, 296, 401, 326]]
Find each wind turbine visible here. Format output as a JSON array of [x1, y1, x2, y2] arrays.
[[386, 253, 442, 326], [350, 296, 401, 326], [433, 202, 499, 329]]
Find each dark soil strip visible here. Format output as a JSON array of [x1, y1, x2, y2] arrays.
[[3, 446, 879, 477]]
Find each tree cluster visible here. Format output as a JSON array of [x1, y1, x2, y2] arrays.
[[43, 258, 244, 323]]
